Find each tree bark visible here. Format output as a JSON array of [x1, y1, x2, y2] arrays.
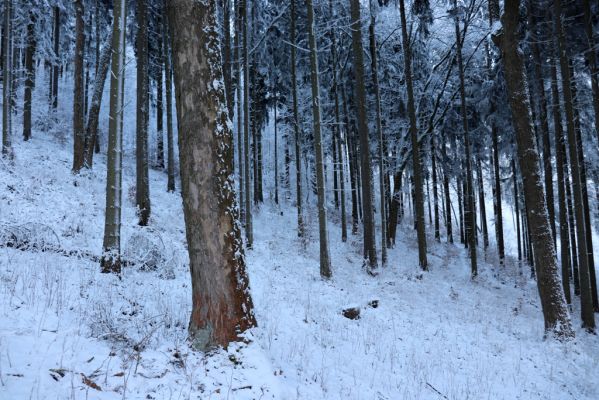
[[369, 1, 387, 265], [85, 34, 112, 168], [243, 0, 253, 246], [350, 0, 378, 273], [454, 1, 477, 277], [168, 0, 256, 349], [136, 0, 151, 226], [73, 0, 86, 173], [549, 54, 571, 305], [306, 0, 332, 278], [163, 0, 175, 192], [52, 6, 59, 110], [290, 0, 304, 238], [496, 0, 573, 337], [101, 0, 127, 274], [23, 10, 35, 142], [2, 0, 12, 157], [553, 0, 595, 329]]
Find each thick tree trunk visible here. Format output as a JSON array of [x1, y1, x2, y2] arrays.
[[399, 0, 427, 270], [290, 0, 304, 238], [496, 0, 573, 337], [350, 0, 377, 273], [553, 0, 595, 329], [101, 0, 127, 274], [136, 0, 151, 226], [306, 0, 332, 278], [72, 0, 86, 173], [23, 11, 35, 142], [84, 34, 112, 168], [168, 0, 256, 349]]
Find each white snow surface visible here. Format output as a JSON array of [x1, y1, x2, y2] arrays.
[[0, 132, 598, 400]]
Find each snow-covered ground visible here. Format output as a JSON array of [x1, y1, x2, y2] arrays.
[[0, 126, 598, 400]]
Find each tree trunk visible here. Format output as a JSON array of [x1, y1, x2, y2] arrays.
[[163, 0, 175, 192], [84, 34, 112, 168], [553, 0, 595, 329], [528, 0, 555, 244], [550, 54, 571, 305], [496, 0, 573, 337], [156, 25, 165, 170], [290, 0, 304, 238], [305, 0, 332, 278], [564, 155, 580, 294], [222, 0, 233, 116], [136, 0, 151, 226], [350, 0, 378, 273], [399, 0, 427, 269], [477, 159, 489, 250], [23, 10, 35, 142], [72, 0, 86, 173], [329, 2, 346, 241], [2, 0, 12, 157], [101, 0, 127, 274], [235, 0, 244, 218], [52, 6, 59, 110], [441, 131, 453, 243], [513, 159, 522, 264], [242, 0, 253, 246], [342, 85, 359, 235], [582, 0, 599, 147], [168, 0, 256, 349], [454, 1, 477, 277], [369, 1, 387, 264]]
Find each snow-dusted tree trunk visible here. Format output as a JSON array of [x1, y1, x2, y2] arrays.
[[136, 0, 151, 226], [549, 54, 571, 305], [290, 0, 304, 238], [305, 0, 332, 279], [553, 0, 595, 330], [23, 10, 35, 142], [368, 1, 387, 265], [242, 0, 253, 246], [163, 0, 175, 193], [167, 0, 256, 349], [51, 6, 59, 110], [72, 0, 86, 173], [2, 0, 12, 157], [84, 33, 112, 168], [399, 0, 427, 270], [454, 0, 477, 277], [350, 0, 377, 274], [496, 0, 573, 338], [101, 0, 127, 274], [328, 0, 346, 242]]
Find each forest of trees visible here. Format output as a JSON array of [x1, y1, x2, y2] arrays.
[[1, 0, 599, 350]]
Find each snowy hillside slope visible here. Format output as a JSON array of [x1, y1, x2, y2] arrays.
[[0, 118, 598, 398]]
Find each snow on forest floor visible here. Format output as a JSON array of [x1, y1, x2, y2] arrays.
[[1, 135, 598, 400]]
